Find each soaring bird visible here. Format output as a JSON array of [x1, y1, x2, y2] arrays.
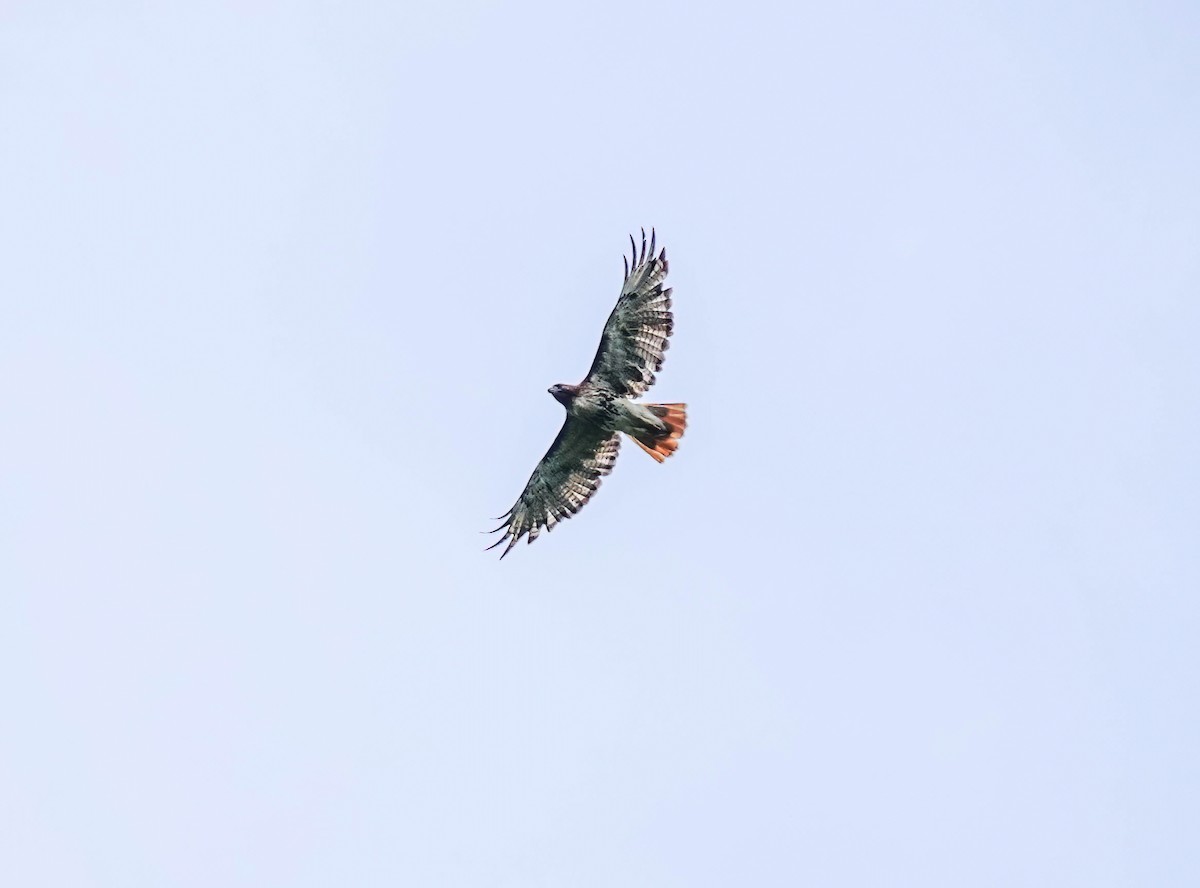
[[488, 229, 687, 558]]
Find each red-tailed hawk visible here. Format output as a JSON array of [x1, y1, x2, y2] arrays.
[[488, 229, 687, 559]]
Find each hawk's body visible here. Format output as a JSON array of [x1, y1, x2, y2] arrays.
[[488, 229, 687, 558]]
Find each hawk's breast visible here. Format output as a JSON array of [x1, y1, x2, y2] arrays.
[[570, 387, 621, 432]]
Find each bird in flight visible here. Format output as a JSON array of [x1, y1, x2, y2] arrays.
[[488, 228, 687, 558]]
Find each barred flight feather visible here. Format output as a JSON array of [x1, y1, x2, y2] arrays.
[[487, 420, 620, 559], [584, 228, 676, 398]]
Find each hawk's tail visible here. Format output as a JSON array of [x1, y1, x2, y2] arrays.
[[630, 403, 687, 463]]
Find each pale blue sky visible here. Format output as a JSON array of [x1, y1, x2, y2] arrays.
[[2, 2, 1198, 885]]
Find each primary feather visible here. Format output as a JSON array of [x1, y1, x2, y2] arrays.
[[486, 421, 619, 559], [585, 228, 674, 397]]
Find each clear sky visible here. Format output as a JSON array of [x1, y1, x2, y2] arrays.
[[2, 2, 1198, 885]]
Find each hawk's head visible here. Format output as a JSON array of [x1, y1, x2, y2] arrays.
[[548, 383, 577, 407]]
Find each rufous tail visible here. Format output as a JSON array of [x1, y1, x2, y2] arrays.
[[631, 403, 688, 463]]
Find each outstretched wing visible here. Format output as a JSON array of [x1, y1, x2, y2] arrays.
[[584, 228, 674, 398], [487, 418, 621, 559]]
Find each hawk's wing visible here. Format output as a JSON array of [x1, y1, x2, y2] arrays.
[[487, 417, 621, 559], [583, 228, 673, 398]]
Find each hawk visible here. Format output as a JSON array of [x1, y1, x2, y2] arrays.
[[487, 228, 687, 559]]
